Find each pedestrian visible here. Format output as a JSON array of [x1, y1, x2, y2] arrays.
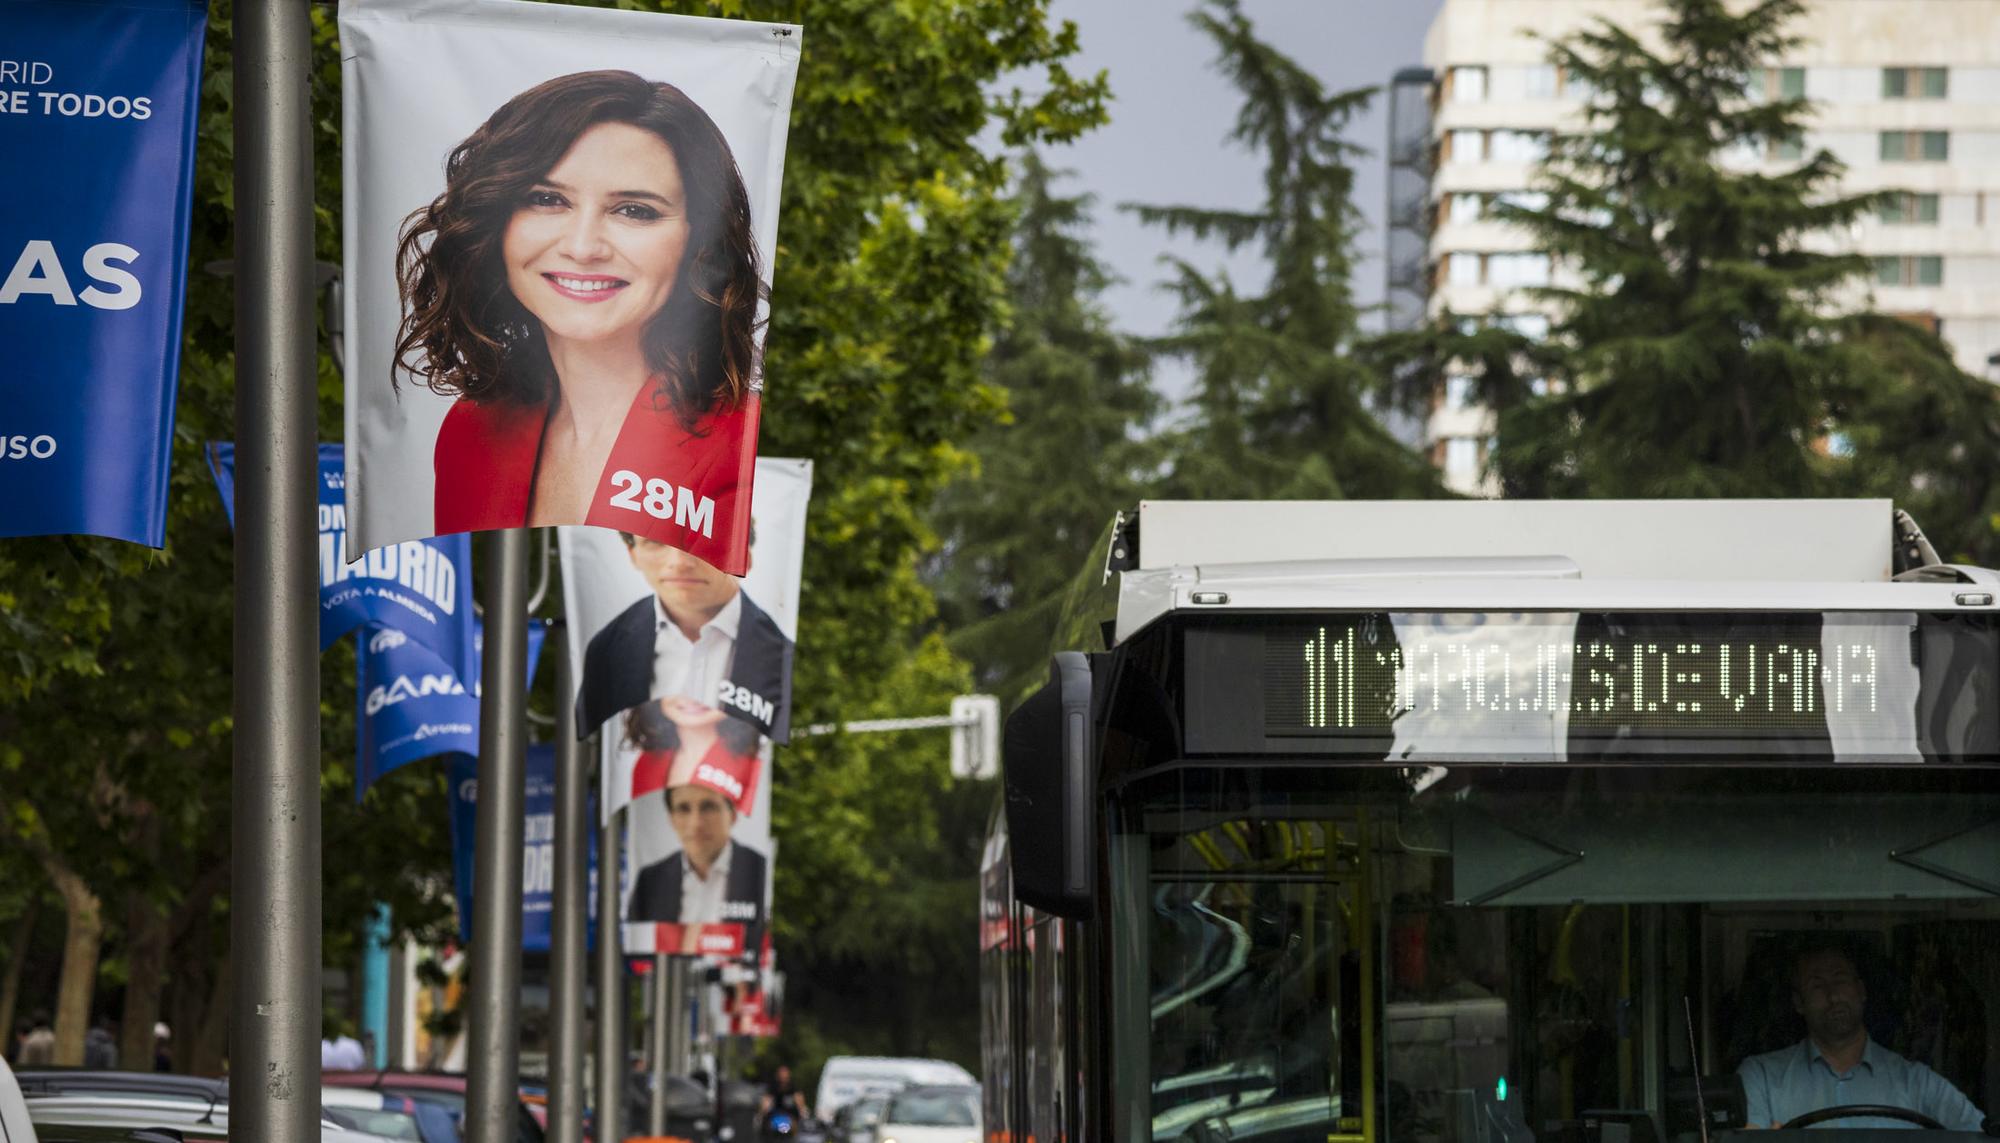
[[152, 1021, 173, 1073], [18, 1011, 55, 1066], [83, 1016, 117, 1068], [320, 1012, 365, 1071]]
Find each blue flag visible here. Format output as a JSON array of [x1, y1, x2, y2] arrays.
[[211, 442, 476, 682], [0, 0, 207, 545], [355, 617, 545, 793], [448, 746, 605, 951]]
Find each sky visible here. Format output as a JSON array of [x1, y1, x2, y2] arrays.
[[1030, 0, 1447, 400]]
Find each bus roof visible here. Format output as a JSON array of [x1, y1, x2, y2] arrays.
[[1135, 499, 1893, 581]]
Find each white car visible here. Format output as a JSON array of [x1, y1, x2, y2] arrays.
[[0, 1056, 35, 1143], [24, 1092, 400, 1142], [873, 1085, 981, 1143], [815, 1057, 976, 1122]]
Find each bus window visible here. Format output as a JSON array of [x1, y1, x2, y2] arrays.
[[1113, 767, 2000, 1143]]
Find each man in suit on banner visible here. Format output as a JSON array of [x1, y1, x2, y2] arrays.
[[577, 530, 794, 740], [628, 767, 768, 948]]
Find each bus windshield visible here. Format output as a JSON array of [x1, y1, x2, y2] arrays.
[[1110, 766, 2000, 1143]]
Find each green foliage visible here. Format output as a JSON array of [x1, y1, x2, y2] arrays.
[[929, 153, 1159, 701], [1383, 0, 2000, 557], [1130, 0, 1440, 501]]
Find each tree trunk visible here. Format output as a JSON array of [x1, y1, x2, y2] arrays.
[[0, 898, 40, 1048], [120, 893, 169, 1069], [47, 865, 103, 1066]]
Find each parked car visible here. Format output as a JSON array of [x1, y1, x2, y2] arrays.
[[321, 1086, 428, 1140], [832, 1092, 890, 1143], [22, 1092, 397, 1142], [0, 1056, 37, 1143], [323, 1069, 546, 1143], [872, 1085, 981, 1143], [814, 1058, 975, 1123]]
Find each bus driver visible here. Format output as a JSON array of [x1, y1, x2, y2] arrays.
[[1739, 945, 1986, 1131]]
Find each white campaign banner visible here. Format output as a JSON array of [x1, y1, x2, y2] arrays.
[[560, 457, 809, 958], [339, 0, 801, 577]]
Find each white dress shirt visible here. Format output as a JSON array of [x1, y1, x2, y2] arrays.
[[680, 842, 734, 925], [652, 591, 741, 708]]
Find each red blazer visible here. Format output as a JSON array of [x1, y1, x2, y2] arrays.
[[432, 386, 759, 576]]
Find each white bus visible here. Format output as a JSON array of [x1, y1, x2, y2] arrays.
[[982, 500, 2000, 1143]]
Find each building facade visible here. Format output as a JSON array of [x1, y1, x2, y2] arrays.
[[1399, 0, 2000, 494]]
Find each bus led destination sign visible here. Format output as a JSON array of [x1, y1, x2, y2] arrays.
[[1250, 611, 1988, 750], [1282, 625, 1881, 733]]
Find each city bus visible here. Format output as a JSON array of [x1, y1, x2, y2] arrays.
[[980, 499, 2000, 1143]]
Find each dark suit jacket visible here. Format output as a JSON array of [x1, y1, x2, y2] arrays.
[[628, 844, 768, 935], [577, 589, 794, 741]]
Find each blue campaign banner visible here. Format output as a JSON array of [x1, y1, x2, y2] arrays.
[[355, 617, 545, 794], [211, 442, 476, 681], [0, 0, 207, 546], [448, 746, 603, 951]]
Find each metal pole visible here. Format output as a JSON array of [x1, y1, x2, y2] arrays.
[[649, 954, 671, 1136], [466, 530, 531, 1143], [670, 960, 692, 1074], [595, 804, 626, 1143], [230, 1, 319, 1139], [548, 623, 586, 1143]]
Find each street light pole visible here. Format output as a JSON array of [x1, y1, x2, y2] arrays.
[[230, 1, 321, 1140], [548, 624, 587, 1143], [465, 530, 530, 1143], [595, 804, 626, 1143]]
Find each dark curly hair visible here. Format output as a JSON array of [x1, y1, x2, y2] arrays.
[[394, 69, 763, 428], [624, 701, 761, 757]]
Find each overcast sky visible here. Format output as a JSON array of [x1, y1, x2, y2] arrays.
[[1031, 0, 1445, 399]]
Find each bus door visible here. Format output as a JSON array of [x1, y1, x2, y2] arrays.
[[1130, 814, 1380, 1143]]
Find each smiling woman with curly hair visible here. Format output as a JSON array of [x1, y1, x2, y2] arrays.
[[395, 69, 764, 570]]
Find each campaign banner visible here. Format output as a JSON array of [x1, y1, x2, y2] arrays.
[[562, 457, 808, 958], [356, 617, 547, 794], [448, 745, 608, 950], [0, 0, 207, 546], [339, 0, 802, 577], [562, 457, 810, 745], [210, 442, 476, 681]]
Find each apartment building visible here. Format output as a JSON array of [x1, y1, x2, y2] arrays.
[[1389, 0, 2000, 494]]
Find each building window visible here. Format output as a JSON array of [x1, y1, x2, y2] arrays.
[[1446, 193, 1484, 224], [1489, 129, 1549, 163], [1767, 133, 1805, 161], [1443, 376, 1477, 411], [1443, 437, 1482, 484], [1447, 128, 1486, 163], [1497, 312, 1551, 340], [1880, 131, 1949, 161], [1488, 252, 1552, 288], [1449, 66, 1488, 103], [1445, 252, 1483, 287], [1883, 67, 1948, 100], [1523, 65, 1559, 99], [1874, 255, 1944, 287], [1763, 66, 1806, 100], [1879, 193, 1940, 225], [1492, 190, 1549, 215]]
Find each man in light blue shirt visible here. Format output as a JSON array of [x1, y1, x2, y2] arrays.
[[1738, 946, 1986, 1132]]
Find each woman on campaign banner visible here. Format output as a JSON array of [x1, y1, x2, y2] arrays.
[[341, 0, 800, 577]]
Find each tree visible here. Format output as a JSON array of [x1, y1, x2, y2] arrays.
[[1420, 0, 2000, 558], [929, 153, 1159, 700], [1128, 0, 1440, 502]]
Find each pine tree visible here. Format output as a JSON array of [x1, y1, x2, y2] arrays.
[[1131, 0, 1440, 500], [930, 153, 1160, 696], [1457, 0, 2000, 551]]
